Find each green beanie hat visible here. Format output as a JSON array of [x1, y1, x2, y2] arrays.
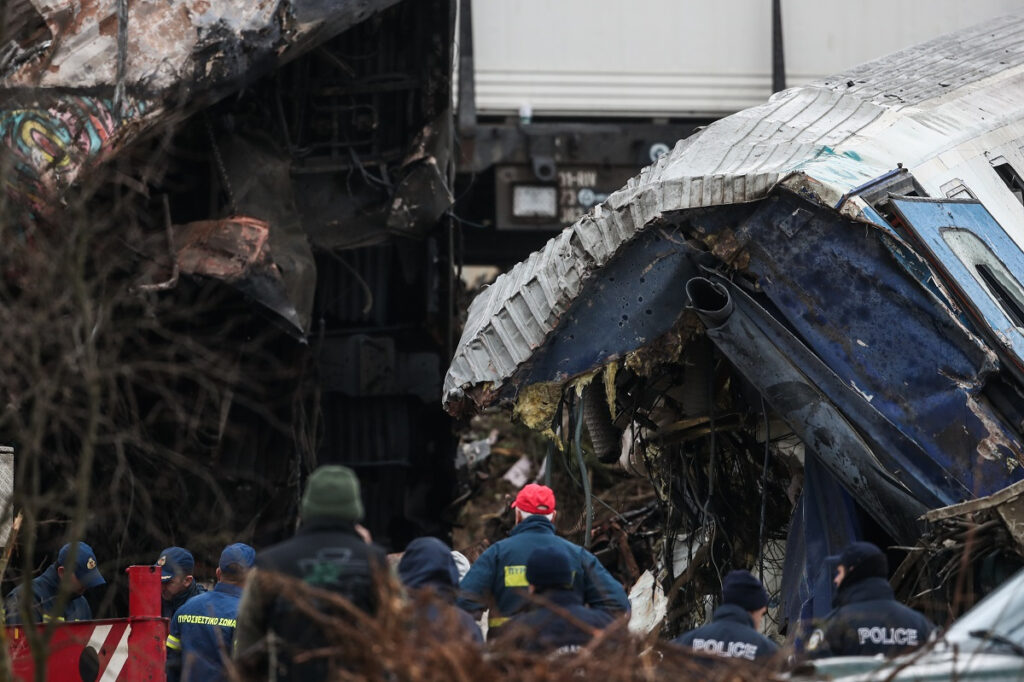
[[301, 465, 364, 522]]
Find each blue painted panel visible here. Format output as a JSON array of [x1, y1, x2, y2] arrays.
[[518, 227, 699, 386], [740, 193, 1023, 498], [890, 198, 1024, 374]]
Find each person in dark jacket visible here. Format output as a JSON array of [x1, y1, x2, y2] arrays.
[[457, 483, 629, 633], [166, 542, 255, 682], [806, 541, 934, 658], [4, 542, 105, 624], [157, 546, 206, 619], [398, 537, 482, 644], [673, 569, 778, 661], [505, 546, 615, 655], [234, 465, 386, 681]]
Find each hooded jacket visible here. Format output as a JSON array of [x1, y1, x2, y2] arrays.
[[673, 604, 778, 661], [3, 564, 92, 624], [398, 537, 482, 644], [807, 576, 934, 658], [457, 515, 629, 628]]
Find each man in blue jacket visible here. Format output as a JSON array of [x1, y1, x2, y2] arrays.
[[166, 542, 255, 682], [673, 569, 778, 661], [457, 483, 629, 634], [398, 537, 482, 644], [806, 541, 934, 658], [504, 546, 616, 655], [4, 541, 105, 624], [156, 546, 206, 619]]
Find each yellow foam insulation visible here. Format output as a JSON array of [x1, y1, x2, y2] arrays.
[[512, 382, 563, 440], [603, 361, 618, 420]]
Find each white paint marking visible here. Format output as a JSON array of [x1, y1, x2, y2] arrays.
[[99, 624, 131, 681]]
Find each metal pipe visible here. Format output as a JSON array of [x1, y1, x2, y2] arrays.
[[771, 0, 786, 93], [685, 277, 733, 326]]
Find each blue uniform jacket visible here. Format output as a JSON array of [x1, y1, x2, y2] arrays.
[[505, 588, 615, 654], [167, 582, 242, 682], [457, 516, 629, 627], [3, 565, 92, 624], [807, 577, 934, 658], [673, 604, 778, 661]]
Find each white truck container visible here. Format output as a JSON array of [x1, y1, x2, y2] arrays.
[[471, 0, 1024, 117]]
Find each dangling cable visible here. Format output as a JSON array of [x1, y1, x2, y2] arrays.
[[574, 397, 593, 549]]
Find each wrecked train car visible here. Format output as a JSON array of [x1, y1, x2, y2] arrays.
[[444, 15, 1024, 632], [1, 0, 458, 586]]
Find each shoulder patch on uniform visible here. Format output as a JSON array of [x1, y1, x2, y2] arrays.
[[806, 628, 824, 651], [503, 565, 528, 587]]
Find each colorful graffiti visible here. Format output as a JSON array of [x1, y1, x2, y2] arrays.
[[0, 95, 147, 218]]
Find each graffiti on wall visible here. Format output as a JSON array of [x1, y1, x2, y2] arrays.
[[0, 96, 148, 217]]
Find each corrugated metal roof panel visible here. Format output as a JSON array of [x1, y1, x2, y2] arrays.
[[443, 12, 1024, 414]]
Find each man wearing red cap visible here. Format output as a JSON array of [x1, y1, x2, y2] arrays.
[[457, 483, 629, 635]]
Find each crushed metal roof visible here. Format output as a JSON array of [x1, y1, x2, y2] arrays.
[[443, 13, 1024, 414]]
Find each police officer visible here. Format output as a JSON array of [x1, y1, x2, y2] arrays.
[[234, 465, 386, 681], [504, 546, 615, 655], [4, 542, 105, 624], [806, 541, 934, 658], [166, 543, 255, 682], [673, 569, 778, 661], [156, 546, 206, 619], [457, 484, 629, 633]]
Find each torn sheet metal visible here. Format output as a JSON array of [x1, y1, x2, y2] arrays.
[[0, 0, 403, 217], [172, 216, 305, 335], [443, 13, 1024, 413]]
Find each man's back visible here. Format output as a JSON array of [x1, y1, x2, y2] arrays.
[[235, 519, 385, 681], [457, 516, 628, 627], [674, 605, 778, 661], [167, 584, 242, 682], [506, 590, 614, 655], [810, 577, 933, 657]]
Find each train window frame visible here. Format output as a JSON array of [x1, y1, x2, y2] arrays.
[[990, 157, 1024, 206], [941, 227, 1024, 329]]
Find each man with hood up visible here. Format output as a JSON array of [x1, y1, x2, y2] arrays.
[[398, 537, 482, 644], [806, 541, 934, 658]]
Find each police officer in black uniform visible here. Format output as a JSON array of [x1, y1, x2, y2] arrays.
[[806, 541, 934, 658], [673, 569, 778, 661]]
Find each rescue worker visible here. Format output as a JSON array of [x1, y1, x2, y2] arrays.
[[156, 546, 206, 619], [3, 541, 105, 624], [457, 483, 629, 634], [806, 541, 934, 658], [397, 536, 483, 644], [233, 465, 386, 681], [504, 546, 615, 655], [166, 542, 255, 682], [673, 569, 778, 661]]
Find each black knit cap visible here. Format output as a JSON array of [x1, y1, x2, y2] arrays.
[[526, 546, 573, 589], [721, 569, 769, 611], [838, 541, 888, 585]]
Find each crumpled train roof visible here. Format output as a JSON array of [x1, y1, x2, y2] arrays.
[[443, 12, 1024, 414]]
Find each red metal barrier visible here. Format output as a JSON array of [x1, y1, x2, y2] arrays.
[[6, 565, 167, 681]]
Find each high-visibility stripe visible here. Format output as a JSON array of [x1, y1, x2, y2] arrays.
[[488, 616, 510, 627], [166, 634, 182, 651]]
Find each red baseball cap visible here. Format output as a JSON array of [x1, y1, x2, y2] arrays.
[[511, 483, 556, 514]]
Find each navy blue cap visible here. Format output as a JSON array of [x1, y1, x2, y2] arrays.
[[219, 543, 255, 573], [525, 546, 573, 589], [834, 541, 888, 584], [155, 547, 195, 582], [722, 569, 768, 611], [57, 542, 105, 589]]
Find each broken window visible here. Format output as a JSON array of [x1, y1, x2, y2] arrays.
[[991, 159, 1024, 206], [942, 228, 1024, 329]]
